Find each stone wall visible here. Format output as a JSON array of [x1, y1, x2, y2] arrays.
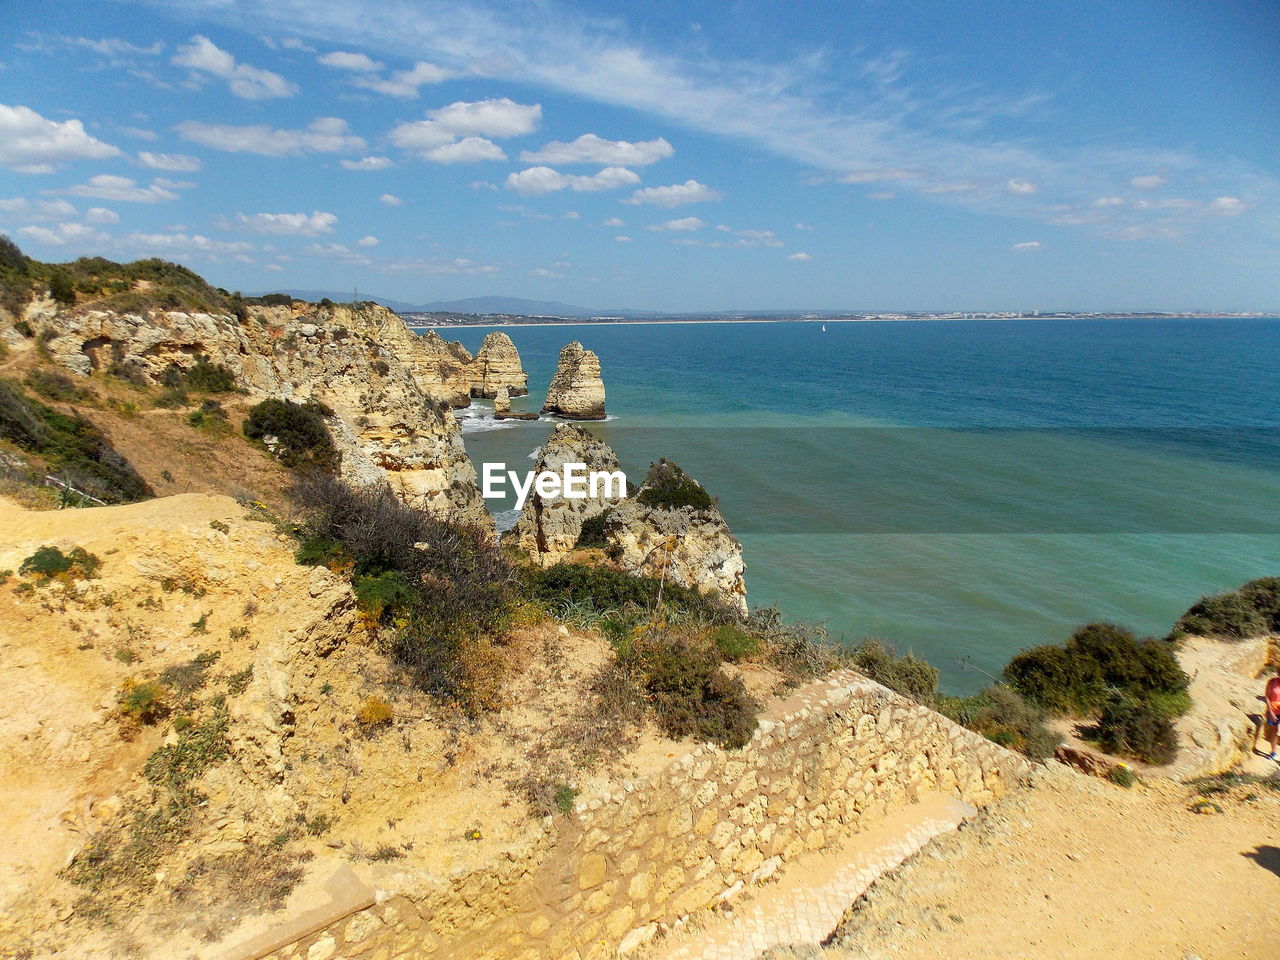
[[242, 670, 1033, 960]]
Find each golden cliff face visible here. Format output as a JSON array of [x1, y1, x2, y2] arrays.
[[36, 300, 492, 530], [468, 331, 529, 399], [541, 340, 606, 420]]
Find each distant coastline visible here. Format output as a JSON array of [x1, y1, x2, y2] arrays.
[[402, 311, 1279, 328]]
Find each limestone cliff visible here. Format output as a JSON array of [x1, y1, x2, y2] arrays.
[[604, 460, 747, 613], [506, 423, 625, 565], [32, 301, 491, 529], [468, 331, 528, 398], [541, 341, 606, 420], [400, 328, 473, 408]]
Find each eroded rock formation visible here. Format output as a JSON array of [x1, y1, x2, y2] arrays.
[[33, 301, 492, 529], [604, 461, 747, 613], [507, 423, 626, 565], [468, 331, 528, 398], [541, 341, 605, 420], [405, 329, 474, 408]]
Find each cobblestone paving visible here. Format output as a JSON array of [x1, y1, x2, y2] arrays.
[[650, 792, 975, 960]]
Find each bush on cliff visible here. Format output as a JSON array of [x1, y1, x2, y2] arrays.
[[848, 637, 940, 704], [292, 475, 518, 707], [243, 398, 338, 471], [621, 633, 757, 749], [636, 459, 715, 511], [938, 685, 1059, 760], [1004, 622, 1189, 716], [1169, 578, 1280, 641], [1094, 692, 1178, 764], [528, 562, 732, 624], [0, 379, 151, 502]]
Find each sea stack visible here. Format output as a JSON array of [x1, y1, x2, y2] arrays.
[[605, 460, 747, 613], [541, 341, 606, 420], [508, 423, 626, 565], [469, 331, 528, 398], [494, 386, 511, 414]]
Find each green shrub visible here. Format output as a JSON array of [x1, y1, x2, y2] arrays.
[[624, 634, 757, 749], [48, 268, 76, 305], [243, 398, 338, 471], [1170, 577, 1280, 640], [294, 536, 348, 568], [574, 509, 612, 548], [1107, 765, 1136, 788], [118, 679, 170, 725], [1004, 622, 1189, 715], [848, 637, 940, 704], [553, 784, 578, 814], [186, 399, 229, 432], [529, 562, 729, 623], [939, 685, 1059, 760], [143, 699, 230, 790], [708, 624, 759, 662], [636, 459, 715, 511], [353, 571, 415, 621], [19, 545, 101, 580], [355, 695, 394, 727], [744, 606, 847, 681], [182, 357, 236, 393], [1095, 693, 1178, 764], [13, 320, 34, 338]]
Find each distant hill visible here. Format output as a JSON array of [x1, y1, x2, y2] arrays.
[[410, 295, 652, 318]]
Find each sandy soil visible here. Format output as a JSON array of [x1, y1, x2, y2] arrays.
[[826, 762, 1280, 960]]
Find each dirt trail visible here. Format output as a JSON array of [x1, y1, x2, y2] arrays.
[[824, 762, 1280, 960]]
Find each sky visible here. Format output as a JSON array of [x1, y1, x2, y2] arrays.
[[0, 0, 1277, 313]]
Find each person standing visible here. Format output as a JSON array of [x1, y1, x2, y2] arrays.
[[1253, 675, 1280, 760]]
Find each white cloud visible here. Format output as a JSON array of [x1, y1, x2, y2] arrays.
[[19, 222, 109, 246], [264, 263, 283, 271], [0, 197, 78, 220], [838, 168, 920, 184], [353, 61, 452, 98], [122, 231, 254, 256], [85, 207, 119, 224], [137, 150, 202, 172], [423, 137, 506, 164], [867, 191, 895, 201], [1131, 174, 1167, 190], [118, 125, 158, 141], [648, 216, 705, 232], [60, 36, 165, 58], [63, 174, 180, 202], [614, 235, 632, 242], [623, 179, 721, 208], [430, 97, 540, 137], [602, 216, 625, 227], [1091, 196, 1125, 207], [318, 50, 383, 71], [340, 155, 395, 170], [1210, 196, 1244, 215], [561, 210, 580, 220], [505, 166, 640, 195], [919, 181, 980, 194], [787, 252, 812, 261], [521, 134, 673, 167], [1006, 178, 1037, 195], [233, 210, 337, 236], [357, 235, 379, 247], [278, 37, 315, 52], [1011, 241, 1042, 252], [0, 103, 121, 172], [304, 242, 371, 264], [379, 193, 403, 206], [794, 222, 812, 230], [176, 117, 364, 156], [172, 35, 297, 99]]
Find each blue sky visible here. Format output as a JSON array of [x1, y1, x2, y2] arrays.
[[1, 0, 1277, 312]]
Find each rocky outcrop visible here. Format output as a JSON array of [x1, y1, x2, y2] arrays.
[[468, 331, 528, 398], [408, 329, 473, 407], [507, 423, 626, 565], [494, 386, 511, 414], [541, 341, 605, 420], [604, 461, 747, 613], [32, 301, 492, 529]]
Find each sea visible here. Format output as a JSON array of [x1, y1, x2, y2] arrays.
[[416, 317, 1280, 695]]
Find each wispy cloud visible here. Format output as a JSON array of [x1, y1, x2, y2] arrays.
[[137, 151, 202, 172], [354, 61, 452, 97], [505, 166, 639, 195], [340, 155, 395, 170], [176, 117, 364, 156], [623, 179, 721, 208], [229, 210, 337, 235], [1011, 240, 1042, 252], [521, 134, 673, 167], [317, 50, 383, 71], [62, 174, 184, 203]]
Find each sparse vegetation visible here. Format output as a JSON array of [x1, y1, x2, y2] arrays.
[[574, 509, 612, 548], [848, 637, 940, 703], [355, 695, 394, 728], [118, 679, 171, 725], [0, 379, 151, 502], [938, 685, 1059, 760], [636, 459, 715, 511], [1094, 692, 1179, 764], [18, 544, 102, 581]]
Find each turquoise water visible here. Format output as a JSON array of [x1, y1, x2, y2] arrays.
[[430, 318, 1280, 694]]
